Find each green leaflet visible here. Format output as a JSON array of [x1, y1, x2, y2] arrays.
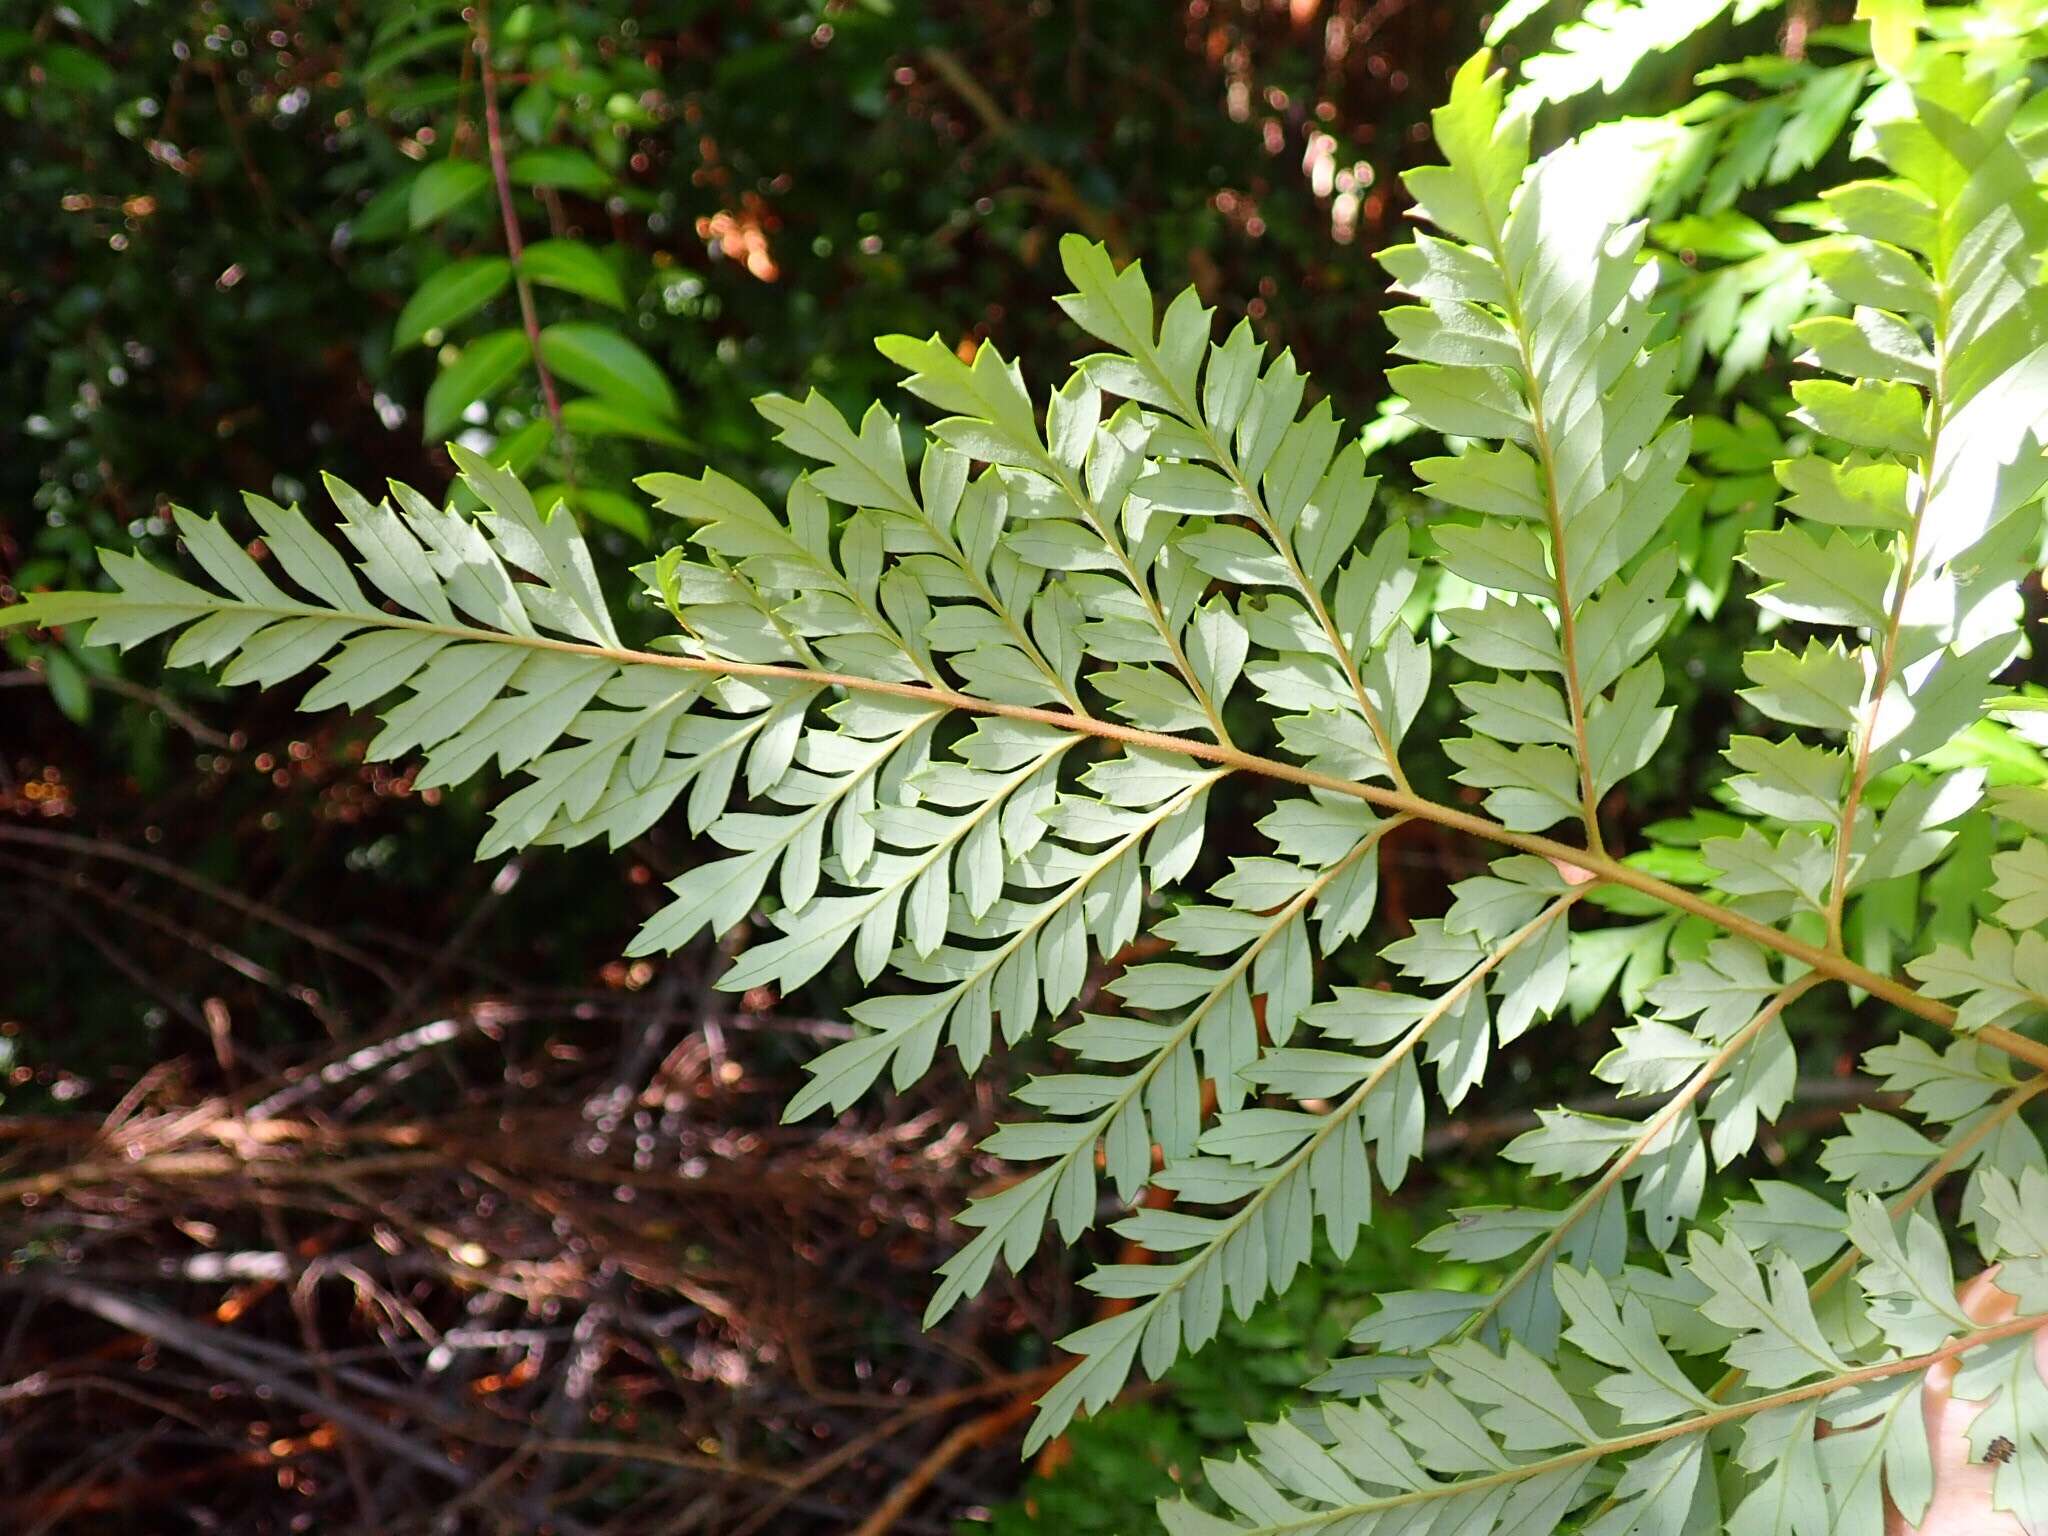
[[1387, 54, 1685, 847], [393, 255, 512, 351], [1512, 0, 1777, 111]]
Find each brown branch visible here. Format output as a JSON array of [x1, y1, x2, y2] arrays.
[[0, 668, 231, 746], [849, 1390, 1042, 1536], [472, 0, 568, 459], [18, 1277, 478, 1488], [919, 45, 1128, 260], [0, 825, 398, 989]]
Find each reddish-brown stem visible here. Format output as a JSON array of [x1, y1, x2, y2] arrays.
[[471, 0, 568, 466]]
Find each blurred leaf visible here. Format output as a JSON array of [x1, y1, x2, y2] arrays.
[[39, 45, 117, 94], [539, 323, 679, 421], [394, 256, 513, 350], [494, 419, 555, 476], [423, 329, 529, 439], [520, 240, 626, 309], [511, 82, 557, 140], [534, 481, 652, 540], [559, 395, 693, 449], [408, 160, 492, 228], [361, 23, 469, 81], [347, 173, 420, 244], [42, 650, 91, 723], [507, 146, 612, 195]]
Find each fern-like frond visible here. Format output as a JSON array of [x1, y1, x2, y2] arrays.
[[13, 31, 2048, 1528], [1030, 886, 1584, 1450], [1512, 0, 1785, 112]]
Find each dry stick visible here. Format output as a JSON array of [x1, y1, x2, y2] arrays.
[[23, 1279, 777, 1522], [16, 1428, 162, 1536], [22, 1277, 476, 1488], [848, 1392, 1040, 1536], [0, 668, 231, 746], [369, 857, 522, 1036], [40, 889, 208, 1030], [14, 854, 348, 1036], [205, 58, 288, 232], [0, 1148, 447, 1205], [918, 46, 1127, 258], [264, 1202, 380, 1523], [473, 0, 568, 459], [726, 1367, 1065, 1536]]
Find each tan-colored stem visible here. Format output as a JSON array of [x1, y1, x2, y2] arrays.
[[90, 590, 2046, 1070]]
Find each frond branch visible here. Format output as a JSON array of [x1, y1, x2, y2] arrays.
[[1460, 972, 1827, 1344], [1036, 454, 1237, 746], [1145, 367, 1407, 786], [1704, 1070, 2048, 1406], [1821, 285, 1947, 950], [1041, 889, 1587, 1432], [17, 584, 2040, 1068], [1470, 166, 1608, 855], [1230, 1307, 2048, 1536]]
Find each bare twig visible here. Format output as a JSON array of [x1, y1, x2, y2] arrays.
[[919, 45, 1128, 259], [0, 668, 231, 746], [0, 825, 399, 989], [16, 1277, 479, 1487]]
